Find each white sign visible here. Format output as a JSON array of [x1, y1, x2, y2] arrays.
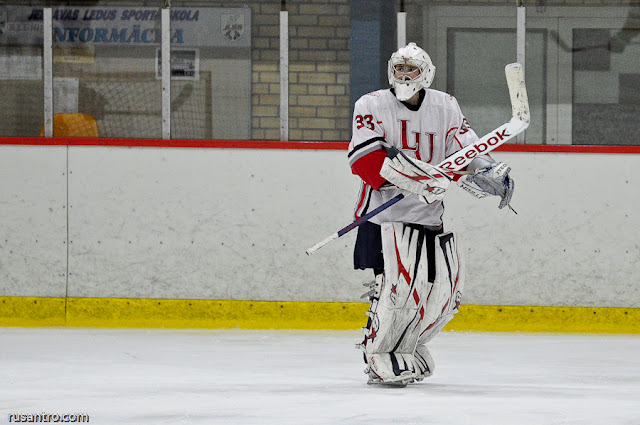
[[156, 49, 199, 81], [0, 6, 251, 47]]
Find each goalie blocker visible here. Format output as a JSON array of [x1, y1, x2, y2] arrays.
[[379, 146, 450, 204]]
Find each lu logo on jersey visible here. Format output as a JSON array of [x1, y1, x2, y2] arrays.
[[399, 119, 435, 162]]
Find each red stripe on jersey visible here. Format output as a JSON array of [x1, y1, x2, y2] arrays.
[[350, 148, 388, 190], [353, 182, 368, 220], [446, 127, 459, 142]]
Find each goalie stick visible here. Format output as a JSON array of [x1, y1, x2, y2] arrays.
[[306, 63, 530, 256]]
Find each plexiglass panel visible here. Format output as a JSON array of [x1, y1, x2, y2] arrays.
[[0, 6, 44, 137], [0, 0, 638, 145], [572, 27, 640, 145], [447, 28, 547, 144]]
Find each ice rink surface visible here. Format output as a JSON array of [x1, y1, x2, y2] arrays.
[[1, 328, 640, 425]]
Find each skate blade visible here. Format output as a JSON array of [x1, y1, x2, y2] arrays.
[[367, 379, 410, 388], [367, 372, 415, 387]]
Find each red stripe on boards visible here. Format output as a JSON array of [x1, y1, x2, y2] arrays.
[[0, 137, 349, 150], [495, 144, 640, 154], [1, 137, 639, 154]]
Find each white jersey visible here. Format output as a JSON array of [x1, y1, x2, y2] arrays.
[[348, 88, 480, 227]]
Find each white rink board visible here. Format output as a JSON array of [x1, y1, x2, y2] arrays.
[[444, 152, 639, 307], [66, 147, 362, 301], [0, 146, 67, 297], [0, 144, 638, 307]]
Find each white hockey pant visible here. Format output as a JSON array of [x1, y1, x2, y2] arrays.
[[362, 222, 464, 383]]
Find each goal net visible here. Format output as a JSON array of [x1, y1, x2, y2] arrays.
[[76, 71, 212, 140]]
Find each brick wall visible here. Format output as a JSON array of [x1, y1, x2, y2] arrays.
[[251, 0, 351, 141]]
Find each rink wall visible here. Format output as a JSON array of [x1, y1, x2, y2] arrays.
[[0, 137, 639, 333]]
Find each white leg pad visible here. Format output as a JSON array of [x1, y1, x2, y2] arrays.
[[364, 222, 431, 355], [417, 231, 465, 345], [361, 224, 464, 383]]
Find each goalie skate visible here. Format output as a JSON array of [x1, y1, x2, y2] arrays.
[[365, 366, 415, 388], [413, 345, 435, 382], [365, 352, 417, 387], [367, 372, 413, 387]]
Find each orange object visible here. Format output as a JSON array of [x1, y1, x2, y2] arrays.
[[40, 113, 99, 138]]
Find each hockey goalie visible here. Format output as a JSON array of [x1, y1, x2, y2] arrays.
[[348, 43, 516, 386]]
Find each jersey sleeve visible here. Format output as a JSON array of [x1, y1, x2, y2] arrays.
[[444, 96, 480, 159], [347, 95, 388, 190]]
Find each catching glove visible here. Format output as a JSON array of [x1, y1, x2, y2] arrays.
[[457, 162, 515, 209]]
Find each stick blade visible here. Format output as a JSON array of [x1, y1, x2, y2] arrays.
[[505, 63, 530, 124]]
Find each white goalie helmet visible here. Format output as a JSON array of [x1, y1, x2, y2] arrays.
[[387, 43, 436, 101]]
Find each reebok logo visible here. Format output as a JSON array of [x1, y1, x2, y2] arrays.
[[439, 128, 511, 170]]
